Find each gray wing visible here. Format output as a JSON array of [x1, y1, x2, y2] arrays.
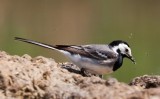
[[56, 44, 118, 61], [81, 44, 118, 60]]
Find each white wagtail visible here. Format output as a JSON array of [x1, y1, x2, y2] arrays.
[[15, 37, 135, 76]]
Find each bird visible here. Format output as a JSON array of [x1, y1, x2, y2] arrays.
[[15, 37, 135, 76]]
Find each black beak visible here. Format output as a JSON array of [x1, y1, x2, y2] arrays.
[[128, 56, 136, 64]]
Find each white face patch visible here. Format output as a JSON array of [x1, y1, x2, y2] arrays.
[[118, 43, 130, 54], [112, 43, 132, 56]]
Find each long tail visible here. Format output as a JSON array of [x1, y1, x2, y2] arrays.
[[15, 37, 58, 50]]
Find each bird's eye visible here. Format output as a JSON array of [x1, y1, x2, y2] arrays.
[[125, 48, 128, 52]]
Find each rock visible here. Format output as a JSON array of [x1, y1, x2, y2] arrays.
[[0, 51, 159, 99], [130, 75, 160, 89]]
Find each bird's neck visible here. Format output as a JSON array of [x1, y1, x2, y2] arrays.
[[113, 54, 124, 71]]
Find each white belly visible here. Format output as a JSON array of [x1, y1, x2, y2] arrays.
[[67, 54, 113, 74]]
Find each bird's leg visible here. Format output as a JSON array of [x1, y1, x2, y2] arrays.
[[93, 74, 103, 78], [99, 75, 103, 78], [97, 75, 103, 78]]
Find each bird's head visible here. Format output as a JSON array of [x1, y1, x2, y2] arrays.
[[109, 40, 136, 64]]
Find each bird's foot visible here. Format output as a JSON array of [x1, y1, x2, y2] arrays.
[[81, 68, 103, 78], [81, 68, 93, 77]]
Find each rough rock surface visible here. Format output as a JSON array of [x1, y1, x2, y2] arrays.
[[0, 51, 159, 99]]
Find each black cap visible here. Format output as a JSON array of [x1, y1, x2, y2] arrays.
[[109, 40, 129, 47]]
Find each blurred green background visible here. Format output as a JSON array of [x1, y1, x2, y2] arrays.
[[0, 1, 160, 83]]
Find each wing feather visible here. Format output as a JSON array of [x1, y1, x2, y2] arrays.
[[55, 45, 117, 60]]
